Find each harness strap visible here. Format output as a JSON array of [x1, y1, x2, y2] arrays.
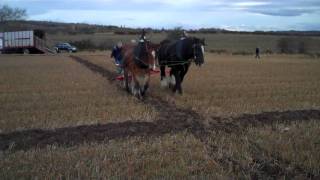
[[134, 56, 150, 67], [159, 59, 192, 66]]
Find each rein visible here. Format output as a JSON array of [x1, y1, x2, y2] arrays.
[[134, 56, 151, 67], [158, 59, 192, 66]]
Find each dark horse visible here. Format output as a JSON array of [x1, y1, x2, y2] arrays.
[[157, 37, 205, 94], [122, 40, 159, 99]]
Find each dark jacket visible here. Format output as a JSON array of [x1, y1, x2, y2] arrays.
[[111, 46, 123, 62]]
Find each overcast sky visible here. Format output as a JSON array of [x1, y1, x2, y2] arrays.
[[2, 0, 320, 31]]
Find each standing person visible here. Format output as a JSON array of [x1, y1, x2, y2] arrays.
[[180, 30, 189, 40], [111, 41, 123, 74], [135, 29, 148, 58], [255, 47, 260, 59], [139, 29, 147, 42]]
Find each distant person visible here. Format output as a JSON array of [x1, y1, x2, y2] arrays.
[[135, 29, 148, 58], [111, 41, 123, 74], [255, 47, 260, 59]]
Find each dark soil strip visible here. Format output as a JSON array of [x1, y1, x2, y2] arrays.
[[208, 109, 320, 133], [70, 55, 117, 81], [1, 55, 319, 179], [0, 120, 195, 152]]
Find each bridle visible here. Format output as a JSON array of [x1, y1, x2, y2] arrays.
[[193, 43, 203, 60], [134, 41, 156, 68]]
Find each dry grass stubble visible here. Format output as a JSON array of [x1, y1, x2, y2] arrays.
[[0, 55, 157, 133], [150, 54, 320, 117], [1, 53, 320, 179]]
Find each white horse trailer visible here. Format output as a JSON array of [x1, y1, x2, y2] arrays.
[[0, 30, 47, 54]]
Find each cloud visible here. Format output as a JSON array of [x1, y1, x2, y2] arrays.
[[250, 8, 315, 17], [234, 0, 320, 16], [4, 0, 320, 16], [232, 1, 271, 7], [3, 0, 320, 30]]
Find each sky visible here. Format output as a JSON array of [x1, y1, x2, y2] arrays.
[[2, 0, 320, 31]]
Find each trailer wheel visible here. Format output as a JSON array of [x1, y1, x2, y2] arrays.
[[23, 49, 30, 54]]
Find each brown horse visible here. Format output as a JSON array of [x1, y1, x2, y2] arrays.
[[121, 41, 159, 99]]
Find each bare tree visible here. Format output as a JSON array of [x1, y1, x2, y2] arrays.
[[0, 5, 27, 22], [277, 38, 292, 54], [166, 27, 183, 41]]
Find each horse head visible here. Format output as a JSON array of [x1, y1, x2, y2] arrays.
[[134, 40, 159, 70], [148, 43, 160, 70], [191, 38, 205, 66]]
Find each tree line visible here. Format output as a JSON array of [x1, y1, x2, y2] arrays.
[[0, 5, 26, 22]]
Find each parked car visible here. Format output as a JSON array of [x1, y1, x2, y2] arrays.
[[54, 43, 77, 53]]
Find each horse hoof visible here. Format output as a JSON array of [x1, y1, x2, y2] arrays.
[[160, 79, 168, 88], [169, 75, 176, 86]]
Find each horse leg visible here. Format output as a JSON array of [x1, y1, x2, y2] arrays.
[[180, 63, 190, 83], [135, 83, 142, 99], [160, 65, 166, 80], [176, 70, 183, 94], [135, 73, 151, 99], [130, 74, 137, 95], [141, 83, 148, 97], [160, 65, 168, 87], [165, 67, 176, 90], [140, 75, 150, 97], [124, 68, 130, 92], [171, 68, 182, 94], [169, 68, 176, 86], [175, 65, 189, 95], [132, 78, 141, 99]]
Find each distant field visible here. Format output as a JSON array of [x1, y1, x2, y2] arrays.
[[47, 32, 320, 53], [1, 53, 320, 179]]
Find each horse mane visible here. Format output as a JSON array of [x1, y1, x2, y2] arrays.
[[160, 39, 171, 45], [160, 37, 201, 45]]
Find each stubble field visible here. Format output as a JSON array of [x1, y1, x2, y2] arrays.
[[0, 53, 320, 179]]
